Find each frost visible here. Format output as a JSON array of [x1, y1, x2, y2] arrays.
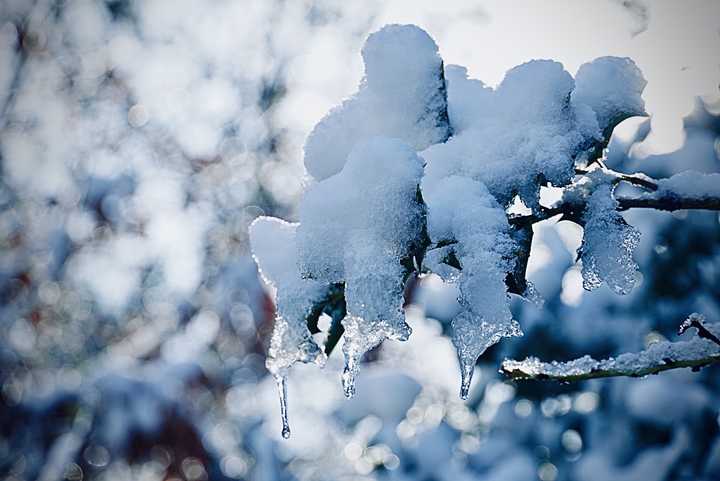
[[304, 24, 451, 181], [422, 176, 521, 398], [576, 176, 640, 295], [298, 137, 425, 397]]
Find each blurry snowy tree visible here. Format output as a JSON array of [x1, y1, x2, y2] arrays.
[[251, 24, 720, 438], [2, 1, 720, 481]]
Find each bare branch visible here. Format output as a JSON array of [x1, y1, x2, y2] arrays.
[[617, 195, 720, 212], [501, 319, 720, 382]]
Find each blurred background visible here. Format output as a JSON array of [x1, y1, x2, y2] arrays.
[[1, 1, 719, 480]]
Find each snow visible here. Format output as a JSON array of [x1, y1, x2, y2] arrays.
[[655, 170, 720, 198], [572, 56, 647, 134], [422, 175, 521, 398], [303, 24, 450, 181], [250, 217, 327, 438], [423, 56, 645, 208], [298, 137, 425, 397], [252, 23, 657, 431], [4, 1, 720, 479], [249, 217, 326, 376]]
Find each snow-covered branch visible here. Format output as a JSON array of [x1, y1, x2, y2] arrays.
[[501, 316, 720, 382], [510, 170, 720, 227]]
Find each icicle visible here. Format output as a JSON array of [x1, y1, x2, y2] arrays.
[[452, 310, 523, 400], [342, 353, 359, 398], [340, 314, 411, 398], [275, 375, 291, 439], [459, 360, 474, 400]]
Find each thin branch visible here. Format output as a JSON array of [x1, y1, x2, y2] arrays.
[[617, 195, 720, 212], [0, 3, 38, 133], [678, 313, 720, 347], [509, 175, 720, 228], [501, 319, 720, 382], [575, 167, 658, 192]]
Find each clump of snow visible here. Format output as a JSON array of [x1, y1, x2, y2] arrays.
[[578, 180, 641, 295], [654, 170, 720, 198], [424, 56, 646, 208], [298, 137, 425, 397], [443, 65, 493, 133], [422, 176, 521, 398], [572, 56, 647, 135], [303, 24, 450, 181]]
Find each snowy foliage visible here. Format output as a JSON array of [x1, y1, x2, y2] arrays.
[[246, 23, 697, 436]]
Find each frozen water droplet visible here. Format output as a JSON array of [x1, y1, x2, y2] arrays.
[[275, 375, 291, 439]]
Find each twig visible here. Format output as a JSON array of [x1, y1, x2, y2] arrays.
[[617, 195, 720, 212], [509, 183, 720, 227], [678, 313, 720, 347], [575, 166, 658, 192]]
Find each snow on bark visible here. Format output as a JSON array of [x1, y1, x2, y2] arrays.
[[654, 171, 720, 198]]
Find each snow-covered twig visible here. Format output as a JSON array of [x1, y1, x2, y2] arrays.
[[575, 166, 658, 191], [501, 318, 720, 382], [510, 171, 720, 227], [678, 313, 720, 347]]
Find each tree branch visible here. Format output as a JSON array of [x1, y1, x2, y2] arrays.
[[509, 170, 720, 228], [501, 318, 720, 382], [617, 195, 720, 212]]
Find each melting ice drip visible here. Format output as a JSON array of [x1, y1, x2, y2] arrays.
[[275, 375, 291, 439], [452, 312, 523, 400], [340, 315, 411, 398]]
